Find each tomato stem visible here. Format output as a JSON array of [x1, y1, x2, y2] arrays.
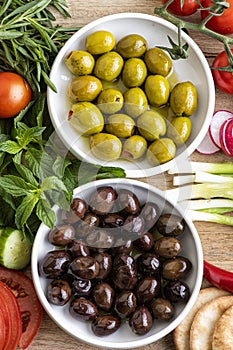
[[154, 3, 233, 72]]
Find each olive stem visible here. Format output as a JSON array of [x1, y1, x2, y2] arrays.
[[154, 3, 233, 72]]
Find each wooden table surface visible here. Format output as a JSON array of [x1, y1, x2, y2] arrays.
[[27, 1, 233, 349]]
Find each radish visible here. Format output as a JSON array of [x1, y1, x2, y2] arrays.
[[209, 110, 233, 148], [220, 117, 233, 157], [196, 129, 220, 155]]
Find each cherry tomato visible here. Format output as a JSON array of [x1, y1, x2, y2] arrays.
[[0, 281, 22, 350], [201, 0, 233, 34], [212, 49, 233, 94], [0, 266, 43, 349], [0, 72, 32, 119], [162, 0, 200, 16]]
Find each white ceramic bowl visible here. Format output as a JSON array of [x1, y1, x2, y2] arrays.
[[47, 12, 215, 178], [31, 178, 203, 349]]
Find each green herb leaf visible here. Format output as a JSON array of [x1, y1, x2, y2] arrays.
[[15, 192, 40, 229], [13, 152, 39, 186], [0, 140, 23, 154], [36, 196, 56, 228], [0, 175, 37, 196]]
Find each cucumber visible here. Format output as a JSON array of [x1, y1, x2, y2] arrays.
[[0, 227, 32, 270]]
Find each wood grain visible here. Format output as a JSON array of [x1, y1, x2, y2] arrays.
[[26, 1, 233, 348]]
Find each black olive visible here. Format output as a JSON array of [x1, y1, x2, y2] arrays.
[[39, 250, 71, 279], [76, 212, 100, 238], [114, 290, 137, 318], [93, 252, 112, 280], [134, 232, 154, 252], [150, 297, 175, 321], [162, 256, 192, 280], [72, 278, 92, 297], [62, 197, 87, 223], [135, 276, 161, 304], [129, 306, 153, 335], [140, 202, 160, 230], [48, 224, 76, 246], [92, 315, 121, 336], [117, 189, 140, 214], [93, 282, 115, 311], [156, 214, 185, 237], [154, 236, 182, 258], [67, 239, 90, 258], [85, 228, 114, 250], [69, 256, 99, 280], [101, 213, 124, 228], [163, 280, 190, 303], [112, 239, 133, 255], [69, 297, 98, 321], [89, 186, 117, 215], [137, 252, 161, 276], [47, 279, 71, 306], [112, 254, 137, 290], [123, 214, 145, 238]]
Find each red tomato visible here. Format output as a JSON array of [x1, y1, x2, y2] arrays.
[[0, 306, 5, 350], [212, 49, 233, 94], [0, 72, 32, 119], [0, 281, 22, 350], [0, 266, 43, 349], [201, 0, 233, 34], [162, 0, 200, 16]]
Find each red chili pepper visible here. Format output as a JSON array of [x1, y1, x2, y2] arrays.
[[204, 260, 233, 293]]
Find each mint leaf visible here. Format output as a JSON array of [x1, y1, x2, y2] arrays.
[[15, 192, 39, 228], [52, 155, 72, 178], [0, 175, 37, 196], [36, 197, 56, 228], [41, 176, 68, 193], [13, 152, 39, 186], [16, 122, 45, 147], [25, 148, 54, 179], [0, 140, 22, 154]]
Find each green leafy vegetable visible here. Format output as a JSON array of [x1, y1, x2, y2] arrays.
[[0, 1, 126, 239]]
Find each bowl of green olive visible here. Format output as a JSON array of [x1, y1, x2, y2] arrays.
[[31, 178, 203, 348], [47, 12, 215, 177]]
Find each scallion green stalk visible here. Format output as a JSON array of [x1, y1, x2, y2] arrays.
[[168, 162, 233, 175], [188, 210, 233, 226]]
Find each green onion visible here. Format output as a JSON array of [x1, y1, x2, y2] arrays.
[[169, 161, 233, 227]]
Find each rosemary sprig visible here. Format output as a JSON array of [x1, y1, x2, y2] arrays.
[[154, 0, 233, 72], [0, 0, 80, 94]]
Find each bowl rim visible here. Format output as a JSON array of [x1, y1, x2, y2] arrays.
[[47, 12, 215, 178], [31, 178, 203, 349]]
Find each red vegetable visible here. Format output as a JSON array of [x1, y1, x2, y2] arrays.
[[162, 0, 200, 15], [201, 0, 233, 35], [0, 72, 32, 119], [204, 260, 233, 293], [0, 281, 22, 350], [209, 110, 233, 148], [212, 49, 233, 94], [0, 266, 43, 349], [219, 117, 233, 156]]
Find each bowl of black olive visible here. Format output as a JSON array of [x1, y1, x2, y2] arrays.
[[31, 178, 203, 348]]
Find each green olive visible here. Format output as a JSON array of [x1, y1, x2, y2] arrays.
[[170, 81, 198, 116], [97, 88, 124, 114], [65, 50, 95, 75], [137, 110, 166, 142], [167, 116, 192, 146], [85, 31, 116, 55], [147, 138, 176, 165], [67, 75, 102, 102], [144, 48, 172, 77], [122, 58, 147, 88], [105, 113, 135, 138], [121, 135, 147, 159], [144, 75, 170, 107], [116, 34, 147, 58], [69, 102, 104, 136], [94, 52, 124, 82], [90, 133, 122, 161], [124, 87, 148, 118]]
